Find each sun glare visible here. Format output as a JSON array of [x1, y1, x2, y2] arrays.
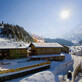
[[60, 10, 70, 19]]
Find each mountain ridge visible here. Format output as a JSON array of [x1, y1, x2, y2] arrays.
[[0, 23, 34, 42], [60, 24, 82, 43], [44, 38, 74, 46]]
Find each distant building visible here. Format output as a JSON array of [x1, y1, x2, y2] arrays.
[[75, 50, 82, 56], [70, 46, 82, 56], [29, 43, 63, 55]]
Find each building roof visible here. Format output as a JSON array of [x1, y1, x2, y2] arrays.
[[31, 43, 63, 48], [0, 42, 29, 49]]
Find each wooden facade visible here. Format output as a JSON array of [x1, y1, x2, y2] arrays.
[[29, 43, 63, 55], [8, 48, 28, 58], [0, 48, 28, 59], [0, 43, 67, 60], [0, 49, 9, 59], [61, 45, 69, 53]]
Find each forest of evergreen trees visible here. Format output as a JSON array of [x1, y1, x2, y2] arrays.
[[0, 23, 34, 42]]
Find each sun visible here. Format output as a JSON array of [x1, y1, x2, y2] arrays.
[[60, 10, 70, 19]]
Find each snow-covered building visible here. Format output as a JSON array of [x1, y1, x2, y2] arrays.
[[0, 42, 29, 59], [29, 43, 63, 55], [0, 42, 69, 60]]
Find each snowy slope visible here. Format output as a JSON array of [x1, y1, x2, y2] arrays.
[[0, 38, 10, 42]]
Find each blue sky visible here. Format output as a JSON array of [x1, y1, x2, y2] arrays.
[[0, 0, 82, 38]]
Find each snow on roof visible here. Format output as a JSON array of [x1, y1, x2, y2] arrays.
[[31, 43, 63, 48], [0, 42, 29, 49]]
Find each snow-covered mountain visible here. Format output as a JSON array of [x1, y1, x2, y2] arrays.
[[0, 22, 34, 42], [61, 24, 82, 43]]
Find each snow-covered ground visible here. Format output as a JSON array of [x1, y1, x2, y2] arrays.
[[0, 37, 10, 42], [0, 52, 82, 82], [1, 52, 81, 82], [5, 53, 74, 82], [0, 58, 46, 70]]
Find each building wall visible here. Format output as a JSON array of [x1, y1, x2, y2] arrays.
[[9, 49, 28, 58], [61, 46, 69, 53], [0, 49, 9, 59], [30, 45, 62, 55], [36, 48, 61, 55], [0, 48, 28, 59]]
